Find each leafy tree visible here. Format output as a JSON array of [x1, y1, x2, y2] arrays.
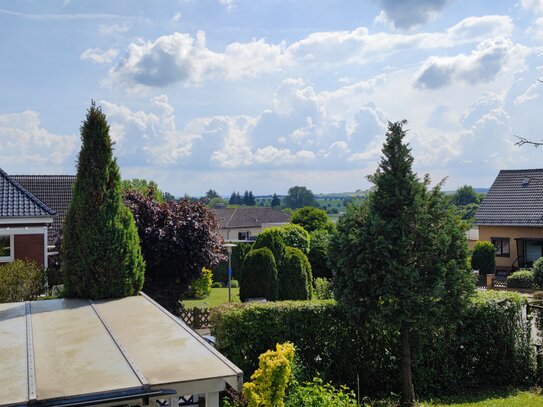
[[471, 241, 496, 276], [122, 178, 165, 203], [271, 193, 281, 207], [451, 185, 481, 206], [124, 191, 224, 312], [206, 189, 220, 200], [533, 257, 543, 288], [207, 197, 228, 208], [276, 224, 310, 254], [62, 102, 145, 299], [291, 206, 335, 233], [240, 247, 278, 301], [330, 121, 474, 406], [284, 186, 318, 209]]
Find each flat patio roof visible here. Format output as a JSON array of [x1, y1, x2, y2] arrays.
[[0, 293, 242, 407]]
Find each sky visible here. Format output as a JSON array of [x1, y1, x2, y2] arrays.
[[1, 0, 543, 197]]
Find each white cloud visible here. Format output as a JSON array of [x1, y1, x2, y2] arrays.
[[105, 15, 513, 89], [0, 110, 77, 168], [413, 38, 520, 89], [98, 21, 132, 36], [81, 47, 118, 64], [374, 0, 450, 30], [522, 0, 543, 14], [218, 0, 235, 10], [171, 12, 182, 23]]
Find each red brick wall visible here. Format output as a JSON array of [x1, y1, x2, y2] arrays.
[[14, 234, 45, 266]]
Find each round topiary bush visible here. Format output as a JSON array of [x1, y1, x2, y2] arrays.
[[278, 247, 313, 300], [506, 269, 536, 289], [471, 241, 496, 276], [211, 281, 223, 288], [230, 279, 239, 288], [533, 257, 543, 289], [240, 248, 278, 301]]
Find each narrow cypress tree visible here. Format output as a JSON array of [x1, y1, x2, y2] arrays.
[[62, 102, 145, 299]]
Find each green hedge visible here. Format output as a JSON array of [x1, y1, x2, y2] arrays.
[[0, 259, 46, 302], [279, 247, 313, 300], [506, 270, 536, 289], [211, 291, 535, 397], [471, 241, 496, 275]]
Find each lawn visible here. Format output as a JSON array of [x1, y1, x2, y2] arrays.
[[417, 389, 543, 407], [182, 287, 240, 308]]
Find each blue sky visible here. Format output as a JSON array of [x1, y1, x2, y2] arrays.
[[1, 0, 543, 196]]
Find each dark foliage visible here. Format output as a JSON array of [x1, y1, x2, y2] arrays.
[[239, 247, 278, 301], [308, 230, 333, 279], [253, 228, 287, 267], [212, 242, 253, 284], [533, 257, 543, 289], [123, 191, 224, 312], [271, 193, 281, 207], [62, 102, 144, 299], [284, 186, 318, 209], [471, 241, 496, 276]]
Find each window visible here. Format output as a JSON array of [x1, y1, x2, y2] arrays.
[[491, 237, 510, 257], [238, 231, 251, 241], [0, 235, 13, 262]]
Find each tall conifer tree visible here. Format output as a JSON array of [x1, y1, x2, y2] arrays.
[[62, 102, 145, 299], [331, 121, 474, 405]]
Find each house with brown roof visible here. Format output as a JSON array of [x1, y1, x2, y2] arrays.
[[475, 168, 543, 271], [0, 169, 56, 267], [211, 207, 290, 241]]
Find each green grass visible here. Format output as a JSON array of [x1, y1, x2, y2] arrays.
[[182, 287, 240, 308], [417, 389, 543, 407]]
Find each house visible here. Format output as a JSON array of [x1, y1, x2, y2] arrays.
[[11, 175, 76, 245], [212, 207, 291, 241], [475, 168, 543, 271], [0, 168, 55, 267]]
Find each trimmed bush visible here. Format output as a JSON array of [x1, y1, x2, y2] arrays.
[[211, 291, 535, 398], [285, 377, 357, 407], [253, 229, 287, 267], [506, 269, 536, 289], [0, 259, 46, 302], [533, 257, 543, 288], [231, 279, 239, 288], [279, 247, 313, 300], [240, 248, 278, 301], [211, 282, 223, 288], [471, 241, 496, 275]]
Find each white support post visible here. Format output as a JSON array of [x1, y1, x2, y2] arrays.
[[170, 396, 179, 407], [205, 392, 219, 407]]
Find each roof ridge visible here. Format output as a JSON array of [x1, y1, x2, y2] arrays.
[[225, 207, 237, 228], [0, 168, 56, 216]]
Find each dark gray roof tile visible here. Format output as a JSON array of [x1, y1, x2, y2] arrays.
[[475, 168, 543, 226], [212, 207, 290, 229]]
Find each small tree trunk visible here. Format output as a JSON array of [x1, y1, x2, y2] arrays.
[[400, 321, 415, 406]]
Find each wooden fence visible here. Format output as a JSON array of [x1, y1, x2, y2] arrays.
[[179, 307, 211, 329]]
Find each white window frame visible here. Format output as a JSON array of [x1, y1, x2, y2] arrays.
[[0, 234, 14, 262]]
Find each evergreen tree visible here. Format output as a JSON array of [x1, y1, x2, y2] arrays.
[[330, 121, 474, 406], [271, 193, 281, 207], [243, 190, 250, 205], [229, 191, 238, 205], [248, 191, 256, 206], [206, 189, 220, 200], [62, 102, 145, 299]]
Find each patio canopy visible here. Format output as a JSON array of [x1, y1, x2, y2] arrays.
[[0, 293, 242, 407]]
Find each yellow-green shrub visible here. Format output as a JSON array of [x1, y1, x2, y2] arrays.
[[0, 259, 45, 303], [243, 342, 295, 407]]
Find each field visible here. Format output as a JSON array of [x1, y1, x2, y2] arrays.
[[182, 287, 240, 308]]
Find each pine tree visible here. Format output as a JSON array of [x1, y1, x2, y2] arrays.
[[271, 193, 281, 207], [330, 121, 474, 406], [243, 190, 250, 205], [248, 191, 256, 206], [62, 102, 145, 299], [229, 191, 238, 205]]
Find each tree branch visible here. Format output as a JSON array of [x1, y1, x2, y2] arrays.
[[514, 135, 543, 147]]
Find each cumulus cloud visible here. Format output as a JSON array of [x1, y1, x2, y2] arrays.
[[171, 12, 182, 23], [413, 38, 517, 89], [0, 110, 77, 168], [374, 0, 450, 29], [98, 21, 132, 36], [105, 15, 512, 89], [81, 47, 118, 64]]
